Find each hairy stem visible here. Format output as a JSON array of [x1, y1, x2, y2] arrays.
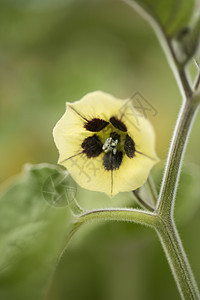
[[156, 99, 199, 218], [159, 32, 193, 100], [73, 208, 200, 299], [156, 218, 200, 299], [77, 208, 157, 227]]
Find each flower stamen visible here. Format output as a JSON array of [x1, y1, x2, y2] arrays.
[[103, 137, 119, 155]]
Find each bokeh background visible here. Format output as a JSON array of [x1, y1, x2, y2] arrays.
[[0, 0, 200, 299]]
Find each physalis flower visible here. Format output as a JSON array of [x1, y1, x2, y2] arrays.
[[53, 91, 159, 197]]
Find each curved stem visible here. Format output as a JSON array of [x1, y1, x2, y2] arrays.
[[67, 207, 200, 300], [156, 100, 199, 218], [146, 175, 157, 206], [132, 189, 154, 211], [156, 218, 200, 299], [194, 71, 200, 91], [122, 0, 192, 100], [77, 208, 157, 227], [159, 32, 193, 100]]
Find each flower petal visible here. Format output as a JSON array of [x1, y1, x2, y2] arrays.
[[68, 91, 127, 123], [53, 91, 159, 197]]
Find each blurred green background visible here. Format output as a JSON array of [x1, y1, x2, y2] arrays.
[[0, 0, 200, 299]]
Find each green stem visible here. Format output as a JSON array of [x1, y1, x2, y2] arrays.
[[77, 208, 157, 227], [194, 71, 200, 91], [132, 189, 154, 211], [146, 175, 157, 206], [156, 100, 199, 218], [156, 218, 200, 299], [74, 208, 200, 299], [159, 32, 193, 100]]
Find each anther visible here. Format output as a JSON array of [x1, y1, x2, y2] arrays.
[[102, 137, 118, 155]]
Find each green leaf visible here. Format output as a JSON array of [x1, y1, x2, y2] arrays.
[[125, 0, 195, 36], [0, 163, 77, 300]]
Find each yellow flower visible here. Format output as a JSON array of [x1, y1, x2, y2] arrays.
[[53, 91, 159, 197]]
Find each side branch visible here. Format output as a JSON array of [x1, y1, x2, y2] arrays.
[[77, 208, 158, 227], [160, 33, 193, 100]]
